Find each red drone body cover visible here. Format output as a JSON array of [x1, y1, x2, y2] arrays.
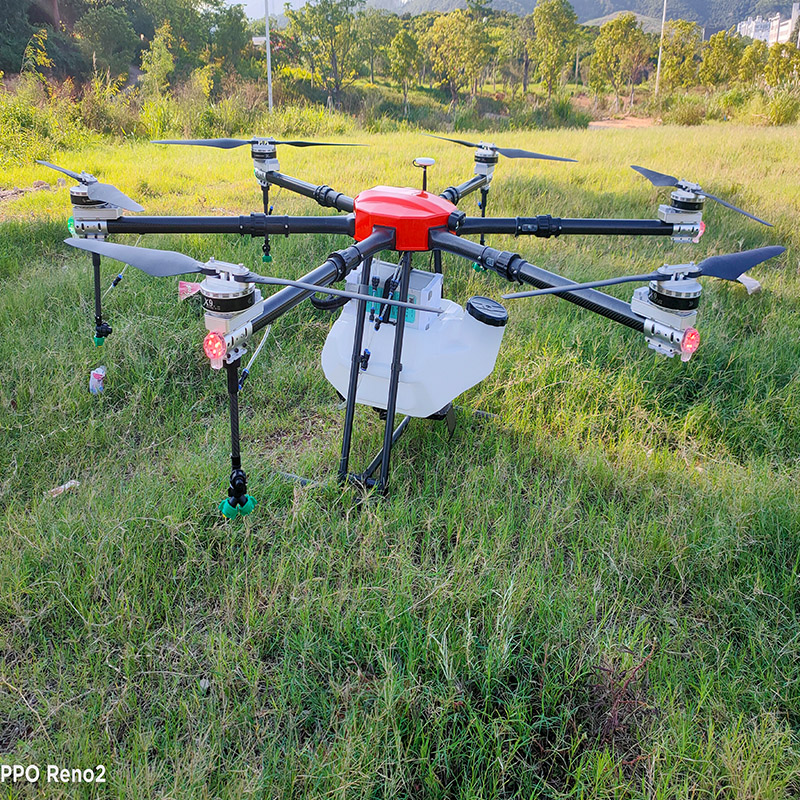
[[353, 186, 457, 251]]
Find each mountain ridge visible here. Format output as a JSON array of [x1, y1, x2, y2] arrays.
[[368, 0, 797, 31]]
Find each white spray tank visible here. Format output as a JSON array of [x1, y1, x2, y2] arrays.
[[321, 260, 508, 418]]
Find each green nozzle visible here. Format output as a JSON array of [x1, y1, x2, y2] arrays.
[[219, 495, 257, 519], [93, 336, 105, 346], [67, 217, 76, 236], [472, 262, 486, 272], [262, 253, 273, 263]]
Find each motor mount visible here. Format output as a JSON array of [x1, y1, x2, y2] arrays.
[[631, 268, 702, 361]]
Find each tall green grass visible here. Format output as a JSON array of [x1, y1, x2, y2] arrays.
[[0, 126, 798, 797]]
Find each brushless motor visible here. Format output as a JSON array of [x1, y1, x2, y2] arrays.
[[200, 275, 256, 316], [648, 272, 703, 311]]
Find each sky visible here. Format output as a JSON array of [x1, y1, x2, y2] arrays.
[[226, 0, 300, 19]]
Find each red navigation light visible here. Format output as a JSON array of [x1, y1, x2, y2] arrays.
[[203, 331, 227, 360], [681, 327, 700, 356], [693, 221, 707, 244]]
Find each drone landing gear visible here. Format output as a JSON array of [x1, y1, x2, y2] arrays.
[[337, 251, 449, 496], [219, 357, 257, 519], [91, 252, 112, 345]]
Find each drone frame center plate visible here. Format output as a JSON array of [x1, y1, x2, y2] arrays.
[[353, 186, 456, 251]]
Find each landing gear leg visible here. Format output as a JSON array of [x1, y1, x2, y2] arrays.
[[91, 252, 112, 345], [219, 357, 257, 518]]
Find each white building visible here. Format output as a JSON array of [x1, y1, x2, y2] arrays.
[[737, 2, 800, 46]]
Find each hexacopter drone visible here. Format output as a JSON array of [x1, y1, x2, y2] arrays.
[[39, 133, 784, 517]]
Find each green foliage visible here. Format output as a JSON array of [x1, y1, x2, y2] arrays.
[[738, 38, 769, 84], [211, 4, 252, 71], [78, 70, 139, 135], [0, 75, 89, 166], [531, 0, 578, 98], [358, 8, 399, 85], [764, 41, 800, 88], [663, 93, 706, 125], [20, 29, 54, 78], [74, 5, 138, 77], [422, 9, 490, 104], [389, 28, 419, 111], [590, 12, 650, 109], [285, 0, 365, 99], [699, 27, 745, 88], [659, 18, 702, 92], [767, 88, 800, 125], [0, 0, 35, 74], [140, 21, 175, 98]]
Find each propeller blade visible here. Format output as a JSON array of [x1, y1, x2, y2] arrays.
[[274, 140, 366, 147], [495, 147, 577, 162], [697, 246, 785, 281], [633, 165, 772, 226], [244, 274, 442, 314], [698, 191, 772, 227], [423, 133, 480, 148], [152, 138, 254, 149], [503, 272, 663, 299], [631, 165, 679, 187], [503, 246, 786, 300], [64, 238, 202, 277], [36, 160, 83, 182], [86, 182, 144, 213]]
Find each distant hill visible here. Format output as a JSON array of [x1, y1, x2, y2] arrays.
[[362, 1, 798, 30], [583, 10, 663, 34]]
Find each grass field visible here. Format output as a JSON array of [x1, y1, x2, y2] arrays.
[[1, 124, 799, 798]]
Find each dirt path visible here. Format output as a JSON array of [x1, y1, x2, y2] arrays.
[[0, 179, 61, 204], [589, 117, 655, 129]]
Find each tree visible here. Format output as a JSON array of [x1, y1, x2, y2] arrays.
[[140, 20, 174, 97], [765, 41, 800, 87], [699, 27, 744, 87], [0, 0, 35, 73], [285, 0, 365, 100], [591, 12, 650, 110], [659, 18, 702, 92], [389, 28, 418, 115], [211, 4, 251, 70], [422, 9, 488, 105], [738, 39, 768, 83], [358, 7, 398, 84], [75, 5, 138, 77], [531, 0, 577, 99]]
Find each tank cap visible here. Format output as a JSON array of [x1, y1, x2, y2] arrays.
[[466, 296, 508, 327]]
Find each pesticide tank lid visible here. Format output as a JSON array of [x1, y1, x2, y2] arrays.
[[466, 296, 508, 327]]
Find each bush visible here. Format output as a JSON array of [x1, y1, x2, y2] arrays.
[[79, 71, 139, 136], [664, 95, 706, 126], [708, 86, 754, 120], [0, 75, 89, 166], [139, 95, 176, 140], [767, 89, 800, 125]]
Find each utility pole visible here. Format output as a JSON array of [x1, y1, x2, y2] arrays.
[[265, 0, 273, 112], [655, 0, 667, 96]]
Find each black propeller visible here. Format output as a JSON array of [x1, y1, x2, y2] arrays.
[[424, 134, 576, 163], [36, 160, 144, 212], [502, 246, 786, 300], [631, 165, 772, 227], [64, 238, 442, 315], [151, 137, 366, 149]]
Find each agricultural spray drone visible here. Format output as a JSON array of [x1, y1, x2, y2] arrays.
[[39, 135, 784, 517]]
